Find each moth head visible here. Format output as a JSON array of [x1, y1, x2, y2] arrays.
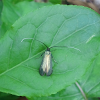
[[47, 48, 50, 51], [45, 51, 51, 55]]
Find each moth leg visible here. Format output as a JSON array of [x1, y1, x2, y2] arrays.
[[51, 49, 56, 52], [36, 52, 44, 59], [51, 54, 58, 64]]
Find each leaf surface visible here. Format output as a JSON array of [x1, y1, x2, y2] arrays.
[[78, 52, 100, 98], [1, 0, 52, 38], [32, 49, 100, 99]]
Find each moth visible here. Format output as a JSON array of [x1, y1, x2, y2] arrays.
[[39, 47, 53, 76], [21, 38, 54, 76], [21, 38, 81, 76]]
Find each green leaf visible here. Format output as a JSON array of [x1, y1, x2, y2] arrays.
[[0, 92, 18, 100], [49, 0, 62, 4], [1, 0, 52, 37], [78, 52, 100, 97], [0, 23, 8, 38], [29, 84, 99, 100], [66, 52, 100, 99], [0, 5, 100, 98], [29, 83, 83, 100], [33, 52, 100, 100]]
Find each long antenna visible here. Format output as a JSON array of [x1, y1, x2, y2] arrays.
[[21, 38, 48, 48], [50, 46, 81, 52], [21, 38, 81, 52]]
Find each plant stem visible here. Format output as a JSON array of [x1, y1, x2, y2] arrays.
[[75, 81, 88, 100]]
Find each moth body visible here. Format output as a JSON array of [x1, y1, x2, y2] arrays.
[[39, 49, 52, 76]]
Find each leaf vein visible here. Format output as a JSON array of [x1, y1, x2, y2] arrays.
[[53, 20, 100, 46], [51, 12, 81, 46]]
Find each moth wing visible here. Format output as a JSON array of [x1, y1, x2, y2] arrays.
[[39, 67, 45, 76], [39, 51, 53, 76], [46, 54, 53, 76], [39, 53, 47, 76]]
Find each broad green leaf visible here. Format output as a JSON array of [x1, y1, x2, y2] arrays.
[[15, 1, 52, 16], [49, 0, 62, 4], [29, 84, 99, 100], [0, 92, 18, 100], [32, 52, 100, 100], [78, 52, 100, 97], [0, 5, 100, 98], [1, 0, 52, 37], [63, 52, 100, 99], [2, 0, 21, 28], [29, 83, 83, 100]]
